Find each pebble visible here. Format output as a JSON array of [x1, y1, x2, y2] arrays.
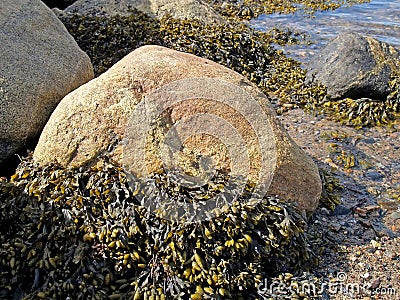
[[363, 138, 375, 144], [389, 211, 400, 220], [370, 240, 382, 249], [360, 219, 371, 227], [363, 272, 370, 279], [370, 277, 381, 289], [332, 204, 352, 216], [279, 109, 400, 298], [365, 171, 384, 181]]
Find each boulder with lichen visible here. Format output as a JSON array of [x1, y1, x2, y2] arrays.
[[33, 45, 322, 216], [0, 0, 94, 163], [61, 0, 223, 23]]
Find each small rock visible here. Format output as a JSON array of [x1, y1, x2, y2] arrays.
[[363, 138, 376, 144], [367, 187, 380, 195], [389, 211, 400, 220], [355, 207, 368, 217], [320, 207, 331, 215], [332, 204, 352, 216], [350, 256, 358, 262], [365, 171, 384, 181], [359, 219, 371, 227], [370, 240, 382, 249], [330, 223, 342, 232], [364, 205, 381, 211], [372, 222, 392, 237], [370, 277, 381, 289], [363, 272, 370, 279]]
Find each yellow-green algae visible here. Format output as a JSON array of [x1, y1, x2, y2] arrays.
[[0, 156, 323, 299], [59, 12, 328, 114], [1, 0, 397, 297], [204, 0, 370, 20], [60, 7, 399, 128], [319, 169, 342, 211]]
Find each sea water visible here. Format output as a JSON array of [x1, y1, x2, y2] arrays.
[[251, 0, 400, 64]]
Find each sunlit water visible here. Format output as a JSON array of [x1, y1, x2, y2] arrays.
[[253, 1, 400, 213], [251, 0, 400, 64]]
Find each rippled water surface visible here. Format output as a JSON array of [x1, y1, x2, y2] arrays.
[[251, 0, 400, 64]]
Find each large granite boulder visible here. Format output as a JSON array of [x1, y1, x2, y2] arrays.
[[307, 32, 400, 100], [0, 0, 94, 162], [61, 0, 223, 23], [34, 45, 321, 215]]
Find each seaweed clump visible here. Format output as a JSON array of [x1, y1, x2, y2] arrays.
[[59, 11, 327, 113], [203, 0, 369, 20], [59, 7, 398, 128], [318, 169, 342, 211], [0, 156, 323, 299], [308, 96, 400, 128], [60, 13, 162, 75]]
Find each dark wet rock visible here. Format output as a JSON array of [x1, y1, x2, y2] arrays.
[[363, 138, 376, 144], [0, 0, 94, 163], [365, 170, 384, 181], [331, 204, 352, 216], [371, 221, 393, 238], [307, 32, 400, 100]]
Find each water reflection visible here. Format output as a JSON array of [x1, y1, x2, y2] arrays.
[[251, 0, 400, 64]]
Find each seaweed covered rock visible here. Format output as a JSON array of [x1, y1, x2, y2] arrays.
[[34, 45, 321, 215], [307, 31, 400, 100], [0, 0, 94, 163], [0, 156, 320, 299], [62, 0, 223, 23]]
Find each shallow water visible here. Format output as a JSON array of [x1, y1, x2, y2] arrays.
[[251, 0, 400, 64]]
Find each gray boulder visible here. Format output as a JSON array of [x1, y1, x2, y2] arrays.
[[307, 32, 400, 100], [62, 0, 223, 23], [0, 0, 94, 162]]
